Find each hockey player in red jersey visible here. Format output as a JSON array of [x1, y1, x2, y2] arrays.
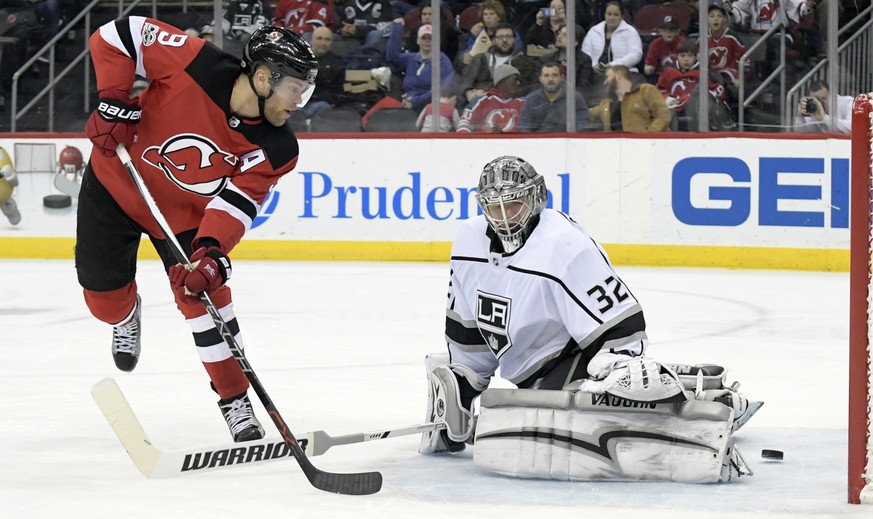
[[77, 18, 317, 442]]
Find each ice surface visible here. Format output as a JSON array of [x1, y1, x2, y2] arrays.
[[0, 259, 868, 518]]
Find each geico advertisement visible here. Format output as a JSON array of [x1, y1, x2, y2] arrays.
[[0, 136, 852, 250]]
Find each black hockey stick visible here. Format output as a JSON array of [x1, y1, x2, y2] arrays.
[[115, 144, 382, 495]]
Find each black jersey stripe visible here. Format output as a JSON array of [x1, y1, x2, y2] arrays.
[[193, 317, 241, 347], [451, 255, 489, 263], [218, 188, 258, 222], [506, 265, 603, 324], [445, 316, 486, 347], [589, 235, 640, 301], [115, 19, 137, 67]]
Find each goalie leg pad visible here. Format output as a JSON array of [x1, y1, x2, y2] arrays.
[[473, 388, 745, 483]]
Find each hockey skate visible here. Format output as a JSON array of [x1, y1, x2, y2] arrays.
[[111, 294, 142, 372], [218, 392, 265, 442]]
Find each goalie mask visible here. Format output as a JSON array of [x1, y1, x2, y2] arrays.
[[477, 156, 547, 254], [243, 26, 318, 110]]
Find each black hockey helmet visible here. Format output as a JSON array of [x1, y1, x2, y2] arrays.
[[243, 26, 318, 85]]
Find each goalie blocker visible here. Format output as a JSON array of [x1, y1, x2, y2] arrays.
[[473, 388, 750, 483]]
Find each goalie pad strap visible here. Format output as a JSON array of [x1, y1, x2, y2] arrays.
[[473, 388, 741, 483]]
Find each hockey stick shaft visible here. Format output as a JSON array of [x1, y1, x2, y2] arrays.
[[115, 144, 382, 495], [303, 422, 445, 457]]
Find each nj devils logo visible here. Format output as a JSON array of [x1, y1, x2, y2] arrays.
[[142, 134, 238, 196]]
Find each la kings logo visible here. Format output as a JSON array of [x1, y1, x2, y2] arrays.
[[476, 291, 512, 358]]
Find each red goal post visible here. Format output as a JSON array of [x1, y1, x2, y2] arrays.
[[850, 93, 873, 505]]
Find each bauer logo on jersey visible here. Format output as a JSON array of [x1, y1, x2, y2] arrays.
[[142, 134, 240, 197], [476, 291, 513, 358]]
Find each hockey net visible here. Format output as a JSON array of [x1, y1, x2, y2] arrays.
[[850, 93, 873, 505]]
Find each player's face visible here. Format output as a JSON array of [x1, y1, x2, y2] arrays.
[[311, 29, 333, 57], [540, 66, 562, 93], [555, 27, 567, 48], [660, 27, 678, 41], [265, 76, 313, 126], [604, 5, 622, 30], [709, 10, 725, 31], [493, 29, 515, 53], [483, 199, 531, 233], [482, 9, 499, 28], [677, 52, 696, 69]]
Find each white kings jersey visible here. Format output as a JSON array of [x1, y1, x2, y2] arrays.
[[445, 209, 648, 388]]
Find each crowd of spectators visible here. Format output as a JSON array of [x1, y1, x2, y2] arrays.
[[0, 0, 865, 133]]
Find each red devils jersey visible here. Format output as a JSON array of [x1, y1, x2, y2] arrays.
[[89, 17, 300, 252], [706, 29, 745, 83], [457, 90, 525, 133], [656, 64, 725, 112], [273, 0, 336, 33]]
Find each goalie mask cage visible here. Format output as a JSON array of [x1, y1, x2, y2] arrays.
[[850, 93, 873, 505]]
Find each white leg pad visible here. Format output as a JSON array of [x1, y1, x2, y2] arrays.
[[473, 388, 745, 483]]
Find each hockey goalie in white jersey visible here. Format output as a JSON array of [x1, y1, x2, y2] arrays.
[[419, 156, 762, 483]]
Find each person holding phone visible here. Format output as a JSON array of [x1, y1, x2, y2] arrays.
[[525, 0, 569, 49]]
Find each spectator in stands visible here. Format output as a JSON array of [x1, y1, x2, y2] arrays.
[[463, 0, 523, 53], [581, 1, 643, 75], [335, 0, 395, 48], [793, 79, 852, 134], [525, 0, 572, 49], [202, 0, 269, 56], [7, 0, 60, 41], [405, 3, 461, 62], [539, 23, 595, 92], [300, 26, 347, 118], [706, 1, 745, 88], [589, 64, 672, 132], [457, 64, 525, 133], [455, 23, 538, 105], [272, 0, 336, 40], [656, 39, 734, 131], [643, 15, 685, 79], [417, 95, 461, 131], [723, 0, 812, 35], [723, 0, 812, 78], [518, 61, 591, 132], [387, 20, 454, 111]]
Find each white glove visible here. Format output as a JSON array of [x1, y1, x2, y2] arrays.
[[665, 96, 680, 109], [579, 352, 685, 404]]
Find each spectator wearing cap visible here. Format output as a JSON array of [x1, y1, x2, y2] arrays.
[[581, 0, 643, 75], [643, 15, 685, 79], [706, 1, 745, 88], [457, 64, 526, 133], [387, 19, 454, 111]]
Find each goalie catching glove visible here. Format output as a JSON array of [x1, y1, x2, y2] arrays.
[[85, 89, 142, 157], [576, 352, 686, 404], [168, 240, 232, 305]]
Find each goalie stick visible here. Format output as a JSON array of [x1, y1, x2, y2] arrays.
[[113, 145, 382, 495], [91, 378, 443, 478]]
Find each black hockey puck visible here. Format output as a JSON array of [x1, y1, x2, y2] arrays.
[[761, 449, 783, 461], [43, 194, 72, 208]]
